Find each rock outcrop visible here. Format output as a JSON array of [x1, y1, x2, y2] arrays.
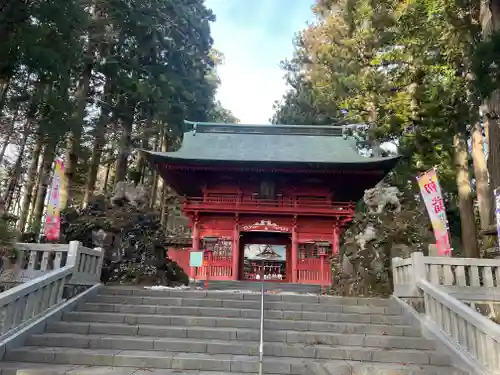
[[61, 183, 189, 285], [330, 183, 434, 297]]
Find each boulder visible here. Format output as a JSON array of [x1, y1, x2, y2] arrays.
[[330, 183, 434, 297], [61, 193, 190, 286]]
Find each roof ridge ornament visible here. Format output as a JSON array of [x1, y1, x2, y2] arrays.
[[183, 120, 345, 137]]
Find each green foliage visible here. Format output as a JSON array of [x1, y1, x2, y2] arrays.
[[272, 0, 486, 259], [0, 215, 15, 257], [0, 0, 227, 276], [274, 0, 483, 194], [471, 31, 500, 98]]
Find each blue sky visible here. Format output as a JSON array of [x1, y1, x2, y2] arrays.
[[205, 0, 316, 124]]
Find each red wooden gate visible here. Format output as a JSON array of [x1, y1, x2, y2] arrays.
[[296, 243, 331, 285], [194, 239, 233, 280]]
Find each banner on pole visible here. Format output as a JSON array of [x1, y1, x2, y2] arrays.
[[44, 159, 64, 241], [417, 167, 452, 256]]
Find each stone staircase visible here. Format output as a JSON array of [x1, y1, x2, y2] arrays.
[[0, 286, 466, 375], [197, 280, 322, 294]]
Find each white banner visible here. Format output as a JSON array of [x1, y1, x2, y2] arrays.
[[417, 167, 452, 256]]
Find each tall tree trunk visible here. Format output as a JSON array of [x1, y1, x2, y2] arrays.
[[17, 134, 41, 231], [82, 85, 111, 207], [367, 102, 381, 157], [481, 0, 500, 231], [0, 76, 10, 115], [0, 0, 30, 115], [61, 47, 95, 209], [0, 100, 23, 165], [26, 153, 43, 229], [148, 126, 162, 208], [160, 185, 169, 227], [82, 117, 107, 207], [158, 129, 170, 218], [3, 125, 29, 210], [472, 121, 493, 230], [115, 122, 132, 183], [30, 141, 56, 234], [149, 172, 159, 208], [114, 103, 135, 184], [484, 116, 490, 147], [453, 132, 480, 257], [137, 105, 154, 183], [0, 128, 12, 165], [102, 159, 111, 193], [12, 180, 22, 216]]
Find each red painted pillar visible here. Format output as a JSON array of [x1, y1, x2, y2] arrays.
[[232, 216, 240, 280], [319, 248, 327, 293], [332, 225, 340, 254], [291, 225, 298, 283], [190, 215, 200, 281]]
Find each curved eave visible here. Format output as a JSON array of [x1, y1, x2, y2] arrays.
[[141, 150, 401, 175]]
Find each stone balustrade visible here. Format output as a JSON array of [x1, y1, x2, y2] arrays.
[[0, 241, 103, 341], [1, 242, 102, 285], [393, 252, 500, 375]]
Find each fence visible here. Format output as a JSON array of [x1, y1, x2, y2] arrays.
[[1, 242, 103, 285], [0, 241, 103, 341], [393, 252, 500, 375]]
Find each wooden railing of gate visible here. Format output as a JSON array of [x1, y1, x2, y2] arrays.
[[296, 258, 330, 284]]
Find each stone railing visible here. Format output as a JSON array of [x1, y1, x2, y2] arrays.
[[393, 252, 500, 300], [0, 241, 103, 341], [1, 242, 102, 285], [392, 252, 500, 375]]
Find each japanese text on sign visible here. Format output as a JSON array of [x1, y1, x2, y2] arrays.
[[417, 168, 452, 256]]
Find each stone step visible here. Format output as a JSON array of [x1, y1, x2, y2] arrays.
[[26, 332, 436, 352], [89, 294, 402, 315], [5, 346, 450, 369], [3, 347, 327, 374], [80, 301, 401, 317], [192, 280, 323, 294], [64, 310, 409, 327], [99, 287, 394, 307], [0, 363, 273, 375], [47, 321, 421, 340], [323, 361, 468, 375], [0, 361, 467, 375]]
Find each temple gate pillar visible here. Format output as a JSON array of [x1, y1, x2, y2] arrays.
[[332, 224, 340, 254], [291, 221, 298, 283], [190, 213, 200, 280], [232, 214, 240, 280]]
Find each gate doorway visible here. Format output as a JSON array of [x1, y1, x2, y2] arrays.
[[240, 231, 291, 282]]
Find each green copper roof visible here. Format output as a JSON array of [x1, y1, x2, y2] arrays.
[[144, 121, 400, 168]]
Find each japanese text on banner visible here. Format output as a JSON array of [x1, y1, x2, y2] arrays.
[[417, 168, 451, 255], [44, 160, 64, 241]]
